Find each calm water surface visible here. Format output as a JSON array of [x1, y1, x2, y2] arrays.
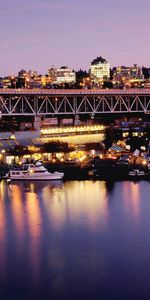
[[0, 180, 150, 299]]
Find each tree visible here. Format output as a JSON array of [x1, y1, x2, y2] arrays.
[[103, 81, 113, 89], [85, 142, 104, 151], [104, 127, 114, 149], [142, 67, 150, 79], [8, 145, 32, 156], [126, 136, 149, 152], [76, 69, 89, 84], [43, 141, 75, 153]]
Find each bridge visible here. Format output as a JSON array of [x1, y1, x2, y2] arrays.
[[0, 88, 150, 116]]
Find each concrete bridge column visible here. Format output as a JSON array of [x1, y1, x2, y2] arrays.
[[73, 115, 80, 126], [58, 118, 63, 127], [34, 116, 41, 130]]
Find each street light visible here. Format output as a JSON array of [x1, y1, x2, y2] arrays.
[[25, 78, 30, 89], [11, 76, 17, 89]]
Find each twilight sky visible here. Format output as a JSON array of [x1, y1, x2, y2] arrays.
[[0, 0, 150, 76]]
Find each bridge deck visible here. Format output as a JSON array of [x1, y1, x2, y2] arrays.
[[0, 89, 150, 115], [0, 88, 150, 96]]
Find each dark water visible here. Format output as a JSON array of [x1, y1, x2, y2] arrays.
[[0, 180, 150, 299]]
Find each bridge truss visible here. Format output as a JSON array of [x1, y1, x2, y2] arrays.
[[0, 89, 150, 116]]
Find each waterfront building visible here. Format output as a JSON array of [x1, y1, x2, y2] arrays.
[[17, 69, 39, 88], [113, 64, 144, 83], [1, 76, 12, 88], [144, 79, 150, 88], [56, 66, 76, 84], [90, 56, 110, 83], [48, 66, 57, 83], [32, 75, 42, 88]]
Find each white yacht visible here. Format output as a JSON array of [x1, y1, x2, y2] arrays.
[[6, 161, 64, 181], [128, 169, 145, 177]]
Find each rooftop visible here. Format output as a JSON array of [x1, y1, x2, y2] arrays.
[[91, 56, 108, 65]]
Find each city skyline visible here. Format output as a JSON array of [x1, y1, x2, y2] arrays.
[[0, 0, 150, 76]]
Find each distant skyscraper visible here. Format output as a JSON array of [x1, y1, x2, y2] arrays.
[[90, 56, 110, 83]]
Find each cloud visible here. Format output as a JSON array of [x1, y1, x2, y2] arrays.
[[0, 2, 69, 15]]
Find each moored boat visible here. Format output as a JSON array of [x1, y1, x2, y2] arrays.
[[6, 160, 64, 181], [128, 169, 146, 177]]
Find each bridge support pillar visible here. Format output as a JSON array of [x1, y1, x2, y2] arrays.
[[58, 118, 63, 127], [73, 115, 80, 126], [34, 116, 41, 130]]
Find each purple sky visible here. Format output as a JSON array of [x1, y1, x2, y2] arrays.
[[0, 0, 150, 76]]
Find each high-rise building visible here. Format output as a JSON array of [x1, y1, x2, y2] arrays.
[[90, 56, 110, 83]]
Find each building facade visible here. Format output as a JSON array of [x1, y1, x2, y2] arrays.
[[90, 56, 110, 83], [48, 66, 57, 83], [56, 66, 76, 84], [113, 64, 144, 82]]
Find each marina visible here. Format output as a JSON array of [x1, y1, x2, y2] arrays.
[[1, 151, 150, 182]]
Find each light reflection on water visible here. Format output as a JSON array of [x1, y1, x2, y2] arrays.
[[42, 181, 109, 232], [0, 180, 150, 299], [123, 181, 141, 223]]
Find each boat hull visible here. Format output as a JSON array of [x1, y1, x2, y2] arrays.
[[7, 173, 64, 181], [129, 170, 146, 177]]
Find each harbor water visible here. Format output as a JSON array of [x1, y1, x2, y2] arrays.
[[0, 180, 150, 299]]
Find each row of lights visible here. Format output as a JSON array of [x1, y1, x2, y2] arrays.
[[41, 125, 105, 135]]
